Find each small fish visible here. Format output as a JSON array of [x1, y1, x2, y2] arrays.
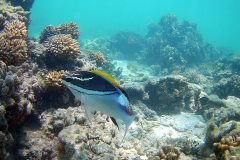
[[61, 70, 136, 142], [127, 65, 131, 70], [228, 53, 234, 56], [137, 73, 144, 77]]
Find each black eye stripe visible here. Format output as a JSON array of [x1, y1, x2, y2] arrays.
[[66, 77, 71, 82]]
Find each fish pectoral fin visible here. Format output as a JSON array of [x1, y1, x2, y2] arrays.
[[110, 117, 120, 130], [84, 105, 94, 122]]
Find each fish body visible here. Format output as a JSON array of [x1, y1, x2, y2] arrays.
[[137, 73, 144, 77], [61, 70, 136, 142]]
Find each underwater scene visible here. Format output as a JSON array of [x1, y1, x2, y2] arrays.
[[1, 0, 240, 160]]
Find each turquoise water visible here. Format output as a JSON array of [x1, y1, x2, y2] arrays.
[[29, 0, 240, 51]]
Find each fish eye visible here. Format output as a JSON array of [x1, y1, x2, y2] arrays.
[[66, 77, 71, 82]]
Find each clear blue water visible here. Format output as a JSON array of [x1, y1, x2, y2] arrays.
[[29, 0, 240, 51]]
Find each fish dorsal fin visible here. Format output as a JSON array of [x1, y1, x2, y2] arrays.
[[90, 70, 120, 88]]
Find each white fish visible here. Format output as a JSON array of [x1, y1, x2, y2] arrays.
[[61, 70, 136, 142]]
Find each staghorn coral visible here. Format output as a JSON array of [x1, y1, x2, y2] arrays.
[[44, 34, 81, 69], [45, 70, 68, 90], [86, 50, 107, 67], [39, 22, 80, 43], [0, 20, 28, 65], [213, 133, 240, 159]]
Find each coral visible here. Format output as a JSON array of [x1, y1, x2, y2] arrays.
[[144, 75, 189, 113], [184, 69, 205, 84], [121, 82, 145, 103], [0, 105, 14, 159], [144, 13, 219, 66], [45, 70, 68, 90], [74, 58, 97, 71], [107, 31, 143, 59], [0, 1, 31, 28], [156, 145, 181, 160], [86, 50, 107, 67], [0, 61, 36, 159], [44, 34, 81, 69], [16, 130, 60, 159], [83, 38, 107, 52], [6, 0, 35, 11], [213, 132, 240, 159], [0, 20, 28, 65], [213, 74, 240, 99], [39, 22, 80, 43]]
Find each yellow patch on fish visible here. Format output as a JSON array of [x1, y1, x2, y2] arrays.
[[90, 70, 121, 88]]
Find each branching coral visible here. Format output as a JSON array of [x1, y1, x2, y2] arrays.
[[39, 22, 80, 43], [44, 34, 81, 68], [0, 20, 28, 65], [45, 70, 69, 90], [86, 50, 107, 67], [0, 1, 31, 29], [213, 133, 240, 159]]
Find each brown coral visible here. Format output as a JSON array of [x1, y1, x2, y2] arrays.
[[39, 22, 80, 43], [0, 1, 31, 29], [156, 145, 181, 160], [0, 20, 28, 65], [44, 34, 81, 61], [86, 50, 107, 67], [45, 70, 69, 90], [213, 133, 240, 159]]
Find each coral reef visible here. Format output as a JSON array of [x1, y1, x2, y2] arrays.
[[83, 38, 108, 53], [0, 0, 31, 29], [108, 31, 143, 59], [0, 20, 28, 65], [6, 0, 35, 11], [213, 133, 240, 159], [44, 34, 81, 69], [144, 13, 219, 68], [45, 70, 68, 90], [17, 130, 60, 159], [0, 60, 36, 159], [121, 82, 145, 103], [155, 145, 181, 160], [213, 74, 240, 99], [39, 22, 80, 43], [144, 75, 201, 113], [0, 105, 13, 159], [85, 50, 107, 67]]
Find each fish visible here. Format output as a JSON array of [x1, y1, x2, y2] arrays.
[[61, 70, 136, 142], [137, 73, 144, 77], [127, 65, 131, 70]]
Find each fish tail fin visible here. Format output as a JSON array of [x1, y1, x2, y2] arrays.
[[120, 114, 136, 144]]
